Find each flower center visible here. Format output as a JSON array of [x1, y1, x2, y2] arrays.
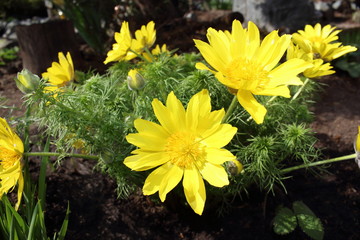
[[165, 132, 206, 168], [225, 58, 270, 91], [0, 147, 20, 169]]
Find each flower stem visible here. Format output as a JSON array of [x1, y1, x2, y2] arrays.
[[23, 152, 99, 160], [281, 153, 356, 174], [144, 47, 156, 62], [222, 95, 238, 123], [129, 49, 150, 63], [291, 77, 310, 102]]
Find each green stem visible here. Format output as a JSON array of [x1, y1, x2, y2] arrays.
[[222, 95, 238, 123], [291, 78, 310, 102], [129, 49, 151, 63], [267, 96, 277, 104], [281, 153, 356, 174], [23, 152, 99, 160], [144, 47, 156, 62]]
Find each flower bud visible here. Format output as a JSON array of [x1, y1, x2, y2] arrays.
[[354, 126, 360, 168], [15, 69, 40, 94], [227, 159, 243, 176], [127, 69, 146, 90]]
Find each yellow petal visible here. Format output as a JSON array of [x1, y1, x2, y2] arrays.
[[143, 163, 172, 195], [151, 92, 187, 133], [65, 52, 74, 80], [194, 39, 226, 73], [205, 147, 236, 165], [134, 119, 169, 139], [126, 132, 167, 151], [356, 126, 360, 152], [202, 124, 237, 148], [166, 91, 186, 130], [124, 152, 169, 171], [206, 28, 231, 65], [195, 62, 215, 73], [231, 20, 246, 57], [200, 162, 229, 187], [255, 31, 280, 67], [246, 21, 260, 58], [183, 165, 206, 215], [0, 162, 21, 195], [15, 171, 24, 211], [151, 98, 175, 134], [185, 89, 211, 130], [268, 59, 311, 87], [236, 89, 267, 124], [58, 52, 71, 81], [262, 34, 291, 70], [0, 118, 24, 152], [197, 109, 225, 137], [158, 164, 183, 201], [253, 85, 290, 97]]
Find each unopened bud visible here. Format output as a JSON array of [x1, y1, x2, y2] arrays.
[[354, 126, 360, 169], [127, 69, 146, 90], [15, 69, 40, 94], [227, 159, 243, 176]]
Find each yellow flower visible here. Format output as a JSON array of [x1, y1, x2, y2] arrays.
[[104, 21, 157, 64], [287, 43, 335, 78], [194, 20, 312, 124], [0, 118, 24, 210], [42, 52, 74, 95], [133, 21, 156, 51], [292, 23, 357, 62], [151, 44, 168, 55], [104, 21, 136, 64], [143, 44, 169, 62], [124, 89, 239, 215], [42, 52, 74, 86]]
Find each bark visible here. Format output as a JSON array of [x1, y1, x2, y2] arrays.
[[15, 19, 81, 75]]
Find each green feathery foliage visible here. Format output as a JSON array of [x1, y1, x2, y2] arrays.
[[25, 51, 321, 202]]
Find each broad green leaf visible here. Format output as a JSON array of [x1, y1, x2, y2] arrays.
[[293, 201, 324, 240], [273, 206, 297, 235]]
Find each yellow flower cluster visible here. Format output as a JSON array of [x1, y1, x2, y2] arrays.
[[12, 19, 358, 216], [104, 21, 168, 64], [0, 118, 24, 210], [122, 20, 357, 215], [287, 23, 357, 78]]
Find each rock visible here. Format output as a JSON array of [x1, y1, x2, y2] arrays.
[[232, 0, 319, 33], [353, 10, 360, 23]]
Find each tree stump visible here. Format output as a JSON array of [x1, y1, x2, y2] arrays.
[[15, 19, 82, 75], [232, 0, 318, 32]]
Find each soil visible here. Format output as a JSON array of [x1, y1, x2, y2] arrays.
[[0, 15, 360, 240]]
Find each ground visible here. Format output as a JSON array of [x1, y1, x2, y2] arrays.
[[0, 17, 360, 240]]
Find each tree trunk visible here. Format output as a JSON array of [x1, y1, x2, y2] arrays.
[[15, 19, 82, 75]]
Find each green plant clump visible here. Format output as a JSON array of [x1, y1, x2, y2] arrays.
[[25, 52, 321, 203]]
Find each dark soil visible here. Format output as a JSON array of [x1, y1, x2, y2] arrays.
[[0, 16, 359, 240]]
